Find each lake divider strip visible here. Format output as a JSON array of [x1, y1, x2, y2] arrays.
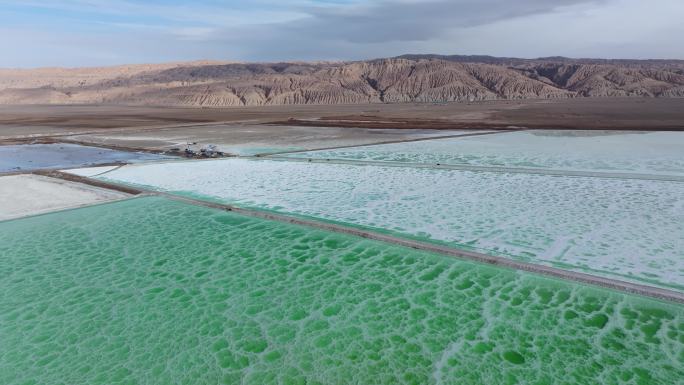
[[44, 169, 684, 304]]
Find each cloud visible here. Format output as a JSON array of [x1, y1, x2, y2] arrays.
[[192, 0, 608, 60], [0, 0, 307, 26], [281, 0, 605, 43], [0, 0, 682, 66]]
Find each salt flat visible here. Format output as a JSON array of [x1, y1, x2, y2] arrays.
[[286, 130, 684, 176], [80, 158, 684, 290], [0, 174, 129, 221]]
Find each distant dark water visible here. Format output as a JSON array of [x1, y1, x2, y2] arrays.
[[0, 143, 171, 172]]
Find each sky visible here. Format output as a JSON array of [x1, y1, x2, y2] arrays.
[[0, 0, 683, 67]]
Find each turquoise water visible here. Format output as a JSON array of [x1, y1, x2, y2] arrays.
[[1, 197, 682, 384], [93, 158, 684, 291], [229, 146, 304, 156]]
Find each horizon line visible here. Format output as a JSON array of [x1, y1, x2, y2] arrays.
[[3, 53, 684, 70]]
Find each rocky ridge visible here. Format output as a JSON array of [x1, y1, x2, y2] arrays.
[[1, 56, 683, 106]]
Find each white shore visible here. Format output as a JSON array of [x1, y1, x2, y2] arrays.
[[0, 174, 129, 221]]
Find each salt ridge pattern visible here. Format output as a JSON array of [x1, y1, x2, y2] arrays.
[[286, 131, 684, 176], [0, 197, 682, 385], [96, 159, 684, 290]]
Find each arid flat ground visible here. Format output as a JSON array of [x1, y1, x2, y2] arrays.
[[0, 98, 682, 155], [65, 125, 477, 155]]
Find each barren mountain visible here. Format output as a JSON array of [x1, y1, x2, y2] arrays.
[[1, 56, 683, 107]]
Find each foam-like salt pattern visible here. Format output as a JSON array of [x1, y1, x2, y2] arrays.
[[286, 131, 684, 176], [0, 197, 682, 384], [96, 159, 684, 290]]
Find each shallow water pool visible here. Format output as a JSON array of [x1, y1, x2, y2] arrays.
[[286, 130, 684, 176], [0, 197, 682, 384], [0, 143, 171, 173], [91, 158, 684, 291]]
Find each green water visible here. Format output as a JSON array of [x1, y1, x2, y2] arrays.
[[0, 197, 682, 385], [93, 158, 684, 291]]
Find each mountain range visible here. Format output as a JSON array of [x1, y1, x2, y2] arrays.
[[1, 55, 683, 106]]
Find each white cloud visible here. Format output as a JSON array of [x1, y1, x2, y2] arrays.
[[1, 0, 682, 66]]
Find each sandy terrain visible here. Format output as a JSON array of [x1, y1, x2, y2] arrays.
[[276, 99, 684, 131], [0, 99, 681, 157], [1, 99, 682, 134], [0, 102, 505, 131], [66, 124, 478, 155], [0, 174, 130, 221]]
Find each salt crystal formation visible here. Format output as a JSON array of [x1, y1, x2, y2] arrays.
[[1, 197, 682, 384], [287, 131, 684, 176], [95, 158, 684, 290]]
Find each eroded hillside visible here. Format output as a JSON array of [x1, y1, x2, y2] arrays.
[[1, 56, 683, 106]]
